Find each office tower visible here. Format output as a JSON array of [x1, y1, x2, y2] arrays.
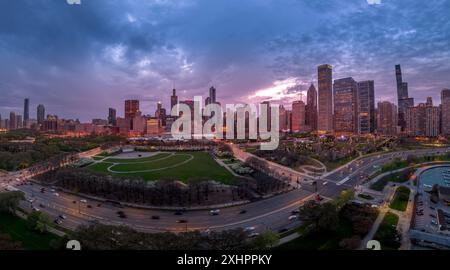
[[377, 101, 398, 136], [43, 115, 58, 132], [260, 101, 272, 132], [357, 80, 375, 134], [396, 65, 414, 131], [155, 102, 166, 126], [92, 119, 108, 125], [9, 112, 17, 130], [318, 64, 333, 132], [209, 86, 217, 104], [441, 89, 450, 135], [125, 100, 140, 118], [170, 89, 178, 111], [333, 77, 358, 134], [23, 98, 29, 125], [291, 100, 306, 133], [305, 83, 318, 131], [108, 108, 117, 126], [16, 115, 23, 129], [205, 97, 211, 106], [37, 104, 45, 125], [279, 105, 287, 131], [406, 100, 440, 137]]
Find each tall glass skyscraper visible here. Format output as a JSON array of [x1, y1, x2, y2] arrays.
[[318, 64, 333, 133]]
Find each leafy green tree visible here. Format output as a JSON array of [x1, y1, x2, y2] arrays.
[[332, 189, 355, 210], [251, 230, 280, 250], [27, 211, 52, 233], [298, 200, 339, 232], [0, 191, 25, 214]]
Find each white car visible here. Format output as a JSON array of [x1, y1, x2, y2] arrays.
[[32, 207, 40, 212], [248, 232, 260, 238], [53, 193, 60, 197], [288, 215, 298, 221], [80, 199, 87, 203], [210, 209, 221, 215], [244, 226, 256, 232]]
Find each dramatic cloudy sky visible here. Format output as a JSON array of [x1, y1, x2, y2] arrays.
[[1, 0, 450, 121]]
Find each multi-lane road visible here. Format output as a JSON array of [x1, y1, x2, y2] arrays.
[[5, 146, 450, 234]]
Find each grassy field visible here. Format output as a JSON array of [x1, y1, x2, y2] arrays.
[[0, 214, 61, 250], [374, 212, 401, 250], [88, 151, 235, 184], [389, 186, 411, 212]]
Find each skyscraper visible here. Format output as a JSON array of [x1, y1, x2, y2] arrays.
[[37, 104, 45, 126], [279, 105, 287, 131], [108, 108, 117, 126], [406, 99, 440, 137], [396, 65, 414, 131], [9, 112, 17, 130], [125, 100, 140, 119], [170, 89, 178, 112], [318, 64, 333, 133], [305, 83, 318, 131], [357, 80, 375, 134], [377, 101, 398, 136], [291, 100, 306, 133], [441, 89, 450, 135], [23, 98, 29, 125], [209, 86, 217, 104], [333, 77, 358, 134]]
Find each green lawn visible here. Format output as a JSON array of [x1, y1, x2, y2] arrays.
[[0, 214, 61, 250], [87, 151, 235, 184], [374, 212, 401, 250], [389, 186, 410, 212]]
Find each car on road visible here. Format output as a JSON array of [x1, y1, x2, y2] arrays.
[[39, 203, 45, 208], [151, 215, 160, 220], [80, 199, 87, 203], [288, 215, 298, 221], [117, 211, 127, 218], [176, 219, 188, 223], [244, 226, 256, 232], [59, 214, 67, 220], [210, 209, 220, 216], [72, 200, 77, 204], [54, 219, 63, 225], [87, 205, 93, 209], [248, 232, 260, 238], [32, 207, 40, 212], [239, 210, 247, 214], [26, 198, 35, 203], [291, 210, 300, 215], [278, 228, 288, 233], [53, 193, 60, 197], [174, 211, 183, 216]]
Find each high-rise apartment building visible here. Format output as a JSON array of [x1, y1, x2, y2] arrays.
[[376, 101, 398, 136], [9, 112, 17, 130], [125, 100, 140, 119], [305, 83, 318, 131], [357, 80, 375, 134], [333, 77, 358, 133], [291, 100, 306, 133], [108, 108, 117, 126], [318, 64, 333, 132], [406, 98, 440, 137], [209, 86, 217, 104]]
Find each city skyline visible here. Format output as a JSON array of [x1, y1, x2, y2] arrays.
[[1, 0, 450, 121]]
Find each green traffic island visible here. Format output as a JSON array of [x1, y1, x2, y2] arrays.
[[370, 168, 415, 192], [373, 212, 401, 250], [358, 194, 375, 201], [389, 186, 411, 212]]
